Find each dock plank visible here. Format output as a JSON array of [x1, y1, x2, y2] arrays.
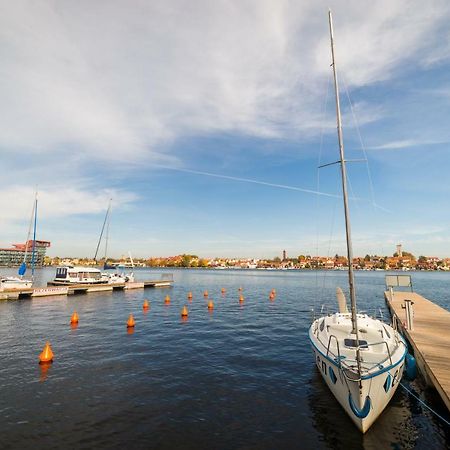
[[385, 290, 450, 411]]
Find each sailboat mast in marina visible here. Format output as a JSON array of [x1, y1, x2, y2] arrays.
[[19, 191, 38, 278], [94, 199, 113, 269], [328, 9, 362, 377], [93, 200, 135, 282], [30, 191, 38, 279], [308, 11, 407, 433], [1, 191, 38, 291]]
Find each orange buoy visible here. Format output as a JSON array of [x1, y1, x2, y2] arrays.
[[239, 295, 244, 303], [221, 288, 226, 294], [181, 306, 189, 317], [187, 292, 193, 300], [164, 295, 171, 304], [127, 313, 136, 328], [207, 300, 214, 310], [39, 342, 54, 364], [70, 311, 79, 324], [143, 299, 150, 310], [203, 290, 209, 298]]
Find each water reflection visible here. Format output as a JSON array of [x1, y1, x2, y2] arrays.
[[308, 370, 417, 449], [0, 267, 448, 448], [39, 362, 52, 382]]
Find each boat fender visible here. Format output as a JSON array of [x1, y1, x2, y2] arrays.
[[405, 353, 417, 380], [348, 393, 371, 419]]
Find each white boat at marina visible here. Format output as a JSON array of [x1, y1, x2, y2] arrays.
[[102, 271, 135, 284], [0, 276, 33, 290], [308, 11, 407, 433], [309, 305, 406, 432], [51, 265, 135, 285], [52, 266, 107, 285], [101, 252, 135, 284]]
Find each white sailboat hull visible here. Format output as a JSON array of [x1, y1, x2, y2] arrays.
[[309, 313, 406, 433]]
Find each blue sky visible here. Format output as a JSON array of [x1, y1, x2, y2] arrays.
[[1, 0, 450, 259]]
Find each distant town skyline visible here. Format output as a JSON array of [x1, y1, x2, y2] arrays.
[[1, 1, 450, 258], [43, 252, 450, 272], [2, 236, 449, 269]]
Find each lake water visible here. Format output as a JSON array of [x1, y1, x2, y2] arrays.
[[0, 268, 449, 449]]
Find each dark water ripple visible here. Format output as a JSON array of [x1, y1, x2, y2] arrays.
[[0, 268, 449, 449]]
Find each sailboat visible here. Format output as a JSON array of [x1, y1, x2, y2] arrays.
[[308, 11, 407, 433], [0, 192, 38, 290], [94, 201, 135, 283]]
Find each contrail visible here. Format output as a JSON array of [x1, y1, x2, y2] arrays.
[[150, 164, 391, 212], [153, 164, 340, 198]]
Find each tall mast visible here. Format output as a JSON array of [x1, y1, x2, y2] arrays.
[[18, 194, 36, 277], [328, 11, 360, 347], [104, 207, 110, 261], [94, 199, 112, 262], [30, 191, 38, 279]]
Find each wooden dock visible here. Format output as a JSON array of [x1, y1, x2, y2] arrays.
[[385, 289, 450, 411], [0, 277, 173, 300]]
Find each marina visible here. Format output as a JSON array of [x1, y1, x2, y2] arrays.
[[0, 276, 173, 300], [0, 268, 448, 449], [2, 3, 450, 449]]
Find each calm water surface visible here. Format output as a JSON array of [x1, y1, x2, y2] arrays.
[[0, 268, 449, 449]]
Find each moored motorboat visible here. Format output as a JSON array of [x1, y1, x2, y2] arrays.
[[0, 276, 33, 290], [51, 266, 107, 285], [101, 271, 135, 284], [49, 265, 136, 285]]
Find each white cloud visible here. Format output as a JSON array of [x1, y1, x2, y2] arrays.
[[0, 0, 449, 164], [423, 86, 450, 99], [0, 185, 137, 229], [368, 139, 446, 150]]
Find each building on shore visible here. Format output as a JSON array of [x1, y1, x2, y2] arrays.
[[0, 240, 51, 267]]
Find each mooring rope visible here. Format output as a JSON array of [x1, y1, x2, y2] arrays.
[[400, 382, 450, 426]]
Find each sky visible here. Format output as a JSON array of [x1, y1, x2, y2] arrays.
[[1, 0, 450, 259]]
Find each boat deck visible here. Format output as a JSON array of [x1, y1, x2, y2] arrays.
[[384, 290, 450, 411]]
